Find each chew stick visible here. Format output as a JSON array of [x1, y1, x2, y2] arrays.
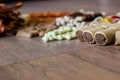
[[76, 22, 101, 42], [95, 23, 120, 45], [83, 22, 111, 43], [115, 31, 120, 45], [76, 26, 92, 42]]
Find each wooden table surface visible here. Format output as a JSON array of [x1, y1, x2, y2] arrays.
[[1, 0, 120, 80]]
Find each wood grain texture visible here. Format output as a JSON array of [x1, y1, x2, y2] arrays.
[[0, 0, 119, 67], [0, 54, 120, 80], [70, 42, 120, 74], [0, 37, 85, 66]]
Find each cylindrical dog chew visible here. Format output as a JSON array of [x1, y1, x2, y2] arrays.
[[95, 23, 120, 45], [83, 23, 111, 43], [76, 22, 111, 42], [76, 26, 91, 42], [95, 29, 116, 45], [83, 27, 104, 43], [76, 22, 102, 42], [115, 31, 120, 45]]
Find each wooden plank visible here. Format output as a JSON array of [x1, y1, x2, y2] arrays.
[[70, 42, 120, 74], [0, 37, 86, 66], [0, 0, 120, 67], [0, 54, 120, 80]]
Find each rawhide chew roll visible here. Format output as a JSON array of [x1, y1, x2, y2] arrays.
[[83, 22, 111, 43], [83, 27, 104, 43], [76, 27, 91, 42], [115, 31, 120, 45], [76, 22, 102, 42], [95, 23, 120, 45]]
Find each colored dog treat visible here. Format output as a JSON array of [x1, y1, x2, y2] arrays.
[[95, 23, 120, 45], [30, 12, 71, 18], [42, 27, 77, 42], [28, 11, 71, 23], [115, 31, 120, 45]]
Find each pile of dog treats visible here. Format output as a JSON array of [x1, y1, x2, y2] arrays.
[[16, 11, 71, 38], [16, 9, 105, 39], [42, 27, 77, 42], [1, 2, 120, 46], [76, 15, 120, 46], [55, 9, 105, 27], [0, 2, 106, 39], [0, 2, 24, 36], [42, 9, 105, 42], [0, 2, 71, 38]]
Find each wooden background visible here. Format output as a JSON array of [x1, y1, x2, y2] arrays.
[[1, 0, 120, 80]]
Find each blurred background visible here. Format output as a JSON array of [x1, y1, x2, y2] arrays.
[[0, 0, 120, 15], [0, 0, 19, 2]]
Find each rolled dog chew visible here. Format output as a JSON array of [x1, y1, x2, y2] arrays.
[[83, 22, 111, 43], [115, 31, 120, 45], [95, 23, 120, 45], [83, 27, 104, 43], [76, 27, 90, 42], [76, 22, 101, 42]]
